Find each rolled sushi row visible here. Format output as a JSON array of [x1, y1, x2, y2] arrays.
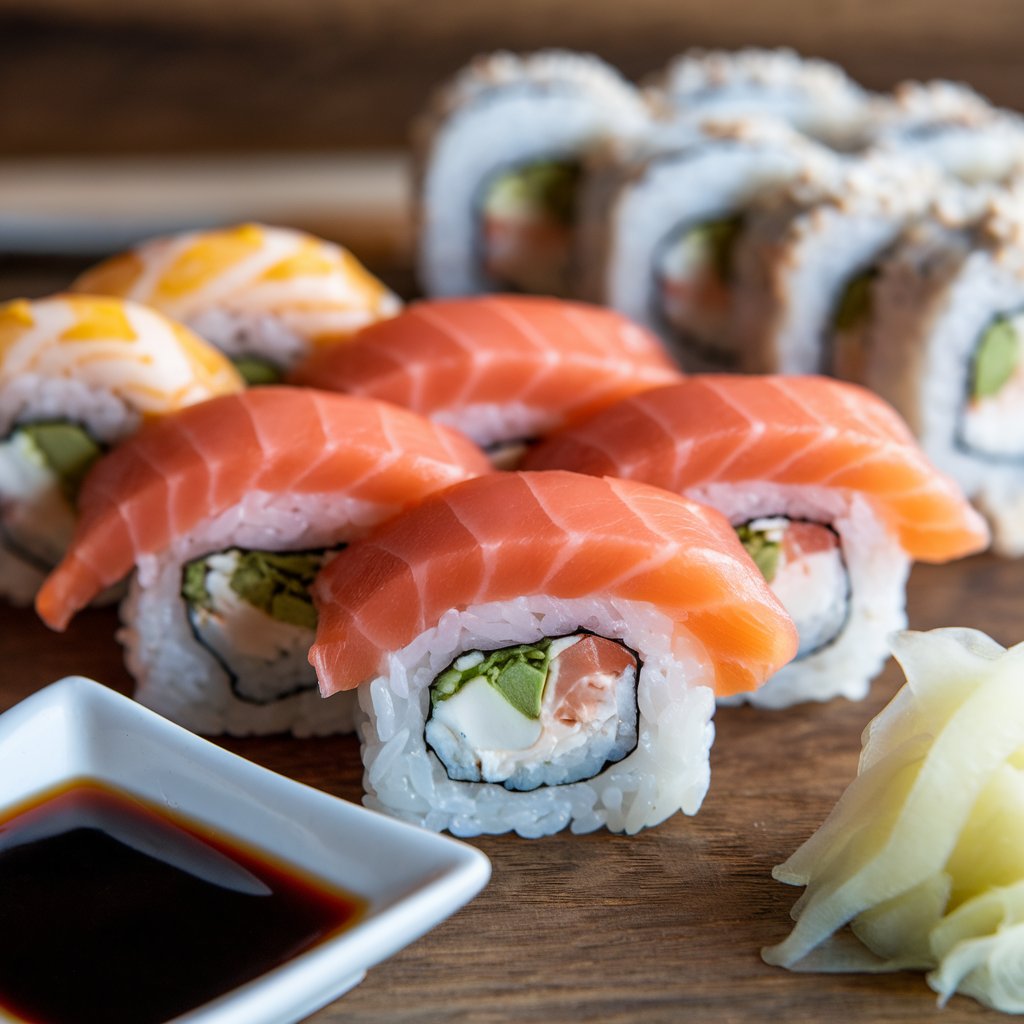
[[29, 287, 986, 838], [411, 47, 1024, 555], [414, 49, 1023, 359]]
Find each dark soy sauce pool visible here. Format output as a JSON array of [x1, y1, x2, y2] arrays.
[[0, 779, 365, 1024]]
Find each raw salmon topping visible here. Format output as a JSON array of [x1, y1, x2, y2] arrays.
[[288, 295, 681, 446], [309, 471, 798, 698], [524, 375, 989, 563], [35, 388, 490, 631]]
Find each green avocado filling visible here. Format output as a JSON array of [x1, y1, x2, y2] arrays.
[[231, 356, 284, 387], [833, 268, 878, 332], [972, 317, 1019, 400], [736, 524, 781, 584], [431, 639, 555, 719], [18, 422, 103, 503], [182, 549, 323, 630], [684, 215, 743, 283], [486, 160, 582, 225]]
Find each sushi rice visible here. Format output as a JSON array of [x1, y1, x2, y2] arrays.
[[691, 484, 910, 708], [358, 594, 714, 838], [119, 491, 387, 737]]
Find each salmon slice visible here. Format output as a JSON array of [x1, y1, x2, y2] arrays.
[[309, 471, 798, 698], [287, 295, 681, 442], [35, 387, 491, 631], [523, 376, 989, 563], [781, 521, 839, 562], [548, 635, 636, 727]]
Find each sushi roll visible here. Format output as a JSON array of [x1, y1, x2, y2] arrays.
[[289, 295, 681, 467], [414, 50, 650, 299], [35, 388, 490, 736], [575, 117, 834, 370], [0, 294, 243, 605], [647, 48, 871, 149], [830, 183, 994, 386], [72, 223, 401, 384], [865, 80, 1024, 185], [309, 471, 798, 836], [524, 377, 989, 707], [860, 191, 1024, 555], [731, 153, 942, 374]]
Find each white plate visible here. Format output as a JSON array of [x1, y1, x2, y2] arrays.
[[0, 676, 491, 1024]]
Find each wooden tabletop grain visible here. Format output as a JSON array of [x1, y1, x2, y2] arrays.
[[0, 555, 1015, 1023]]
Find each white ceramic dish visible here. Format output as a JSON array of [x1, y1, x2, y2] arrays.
[[0, 676, 491, 1024]]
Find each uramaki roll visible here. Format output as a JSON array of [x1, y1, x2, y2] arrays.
[[35, 388, 490, 736], [414, 50, 649, 299], [0, 294, 242, 604], [310, 471, 797, 836], [861, 192, 1024, 555]]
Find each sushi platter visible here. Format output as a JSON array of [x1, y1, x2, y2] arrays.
[[5, 42, 1024, 1022], [0, 554, 1012, 1022]]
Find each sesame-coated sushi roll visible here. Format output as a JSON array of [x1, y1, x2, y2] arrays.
[[861, 193, 1024, 555], [525, 377, 988, 707], [73, 223, 401, 384], [576, 118, 834, 369], [289, 295, 681, 467], [732, 154, 942, 374], [0, 294, 243, 605], [865, 81, 1024, 185], [35, 389, 490, 736], [309, 471, 798, 837], [647, 48, 871, 149], [414, 50, 649, 299]]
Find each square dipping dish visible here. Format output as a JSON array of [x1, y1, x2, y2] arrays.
[[0, 676, 491, 1024]]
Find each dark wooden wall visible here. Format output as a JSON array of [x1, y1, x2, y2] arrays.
[[2, 0, 1022, 155]]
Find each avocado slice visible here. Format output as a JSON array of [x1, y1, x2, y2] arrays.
[[736, 523, 782, 584], [682, 216, 743, 284], [486, 160, 583, 225], [431, 639, 555, 719], [231, 356, 284, 387], [972, 317, 1019, 400], [182, 548, 324, 630], [18, 422, 103, 503]]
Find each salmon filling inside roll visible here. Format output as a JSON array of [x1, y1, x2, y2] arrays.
[[480, 160, 582, 296], [181, 547, 336, 704], [737, 518, 850, 660], [0, 422, 102, 571], [961, 312, 1024, 458], [425, 632, 639, 791], [655, 215, 743, 364]]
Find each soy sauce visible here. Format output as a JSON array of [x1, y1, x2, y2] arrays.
[[0, 780, 365, 1024]]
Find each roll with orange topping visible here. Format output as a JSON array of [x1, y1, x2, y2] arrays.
[[73, 223, 402, 384], [0, 293, 243, 604]]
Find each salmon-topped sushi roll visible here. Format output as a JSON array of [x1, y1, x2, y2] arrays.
[[309, 470, 797, 837], [289, 294, 681, 467], [0, 294, 243, 605], [36, 388, 490, 737], [525, 376, 989, 708], [73, 223, 401, 384], [414, 50, 649, 299]]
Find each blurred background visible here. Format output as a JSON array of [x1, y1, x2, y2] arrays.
[[2, 0, 1022, 290]]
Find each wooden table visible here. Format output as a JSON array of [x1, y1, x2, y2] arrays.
[[0, 555, 1014, 1023]]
